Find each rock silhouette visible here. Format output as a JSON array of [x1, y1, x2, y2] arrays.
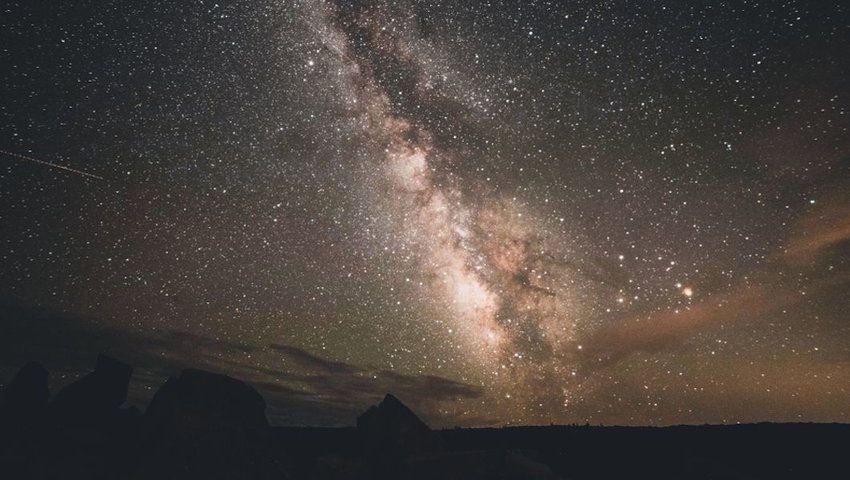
[[1, 355, 140, 479], [353, 394, 558, 479], [2, 361, 49, 416], [1, 355, 848, 479], [145, 368, 269, 435], [0, 361, 50, 465], [357, 393, 441, 457], [48, 353, 132, 426], [138, 368, 281, 479], [355, 394, 443, 479]]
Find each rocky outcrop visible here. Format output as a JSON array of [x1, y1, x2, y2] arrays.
[[138, 368, 282, 479], [353, 394, 444, 478], [0, 361, 50, 462], [2, 360, 49, 416], [353, 395, 560, 479], [1, 355, 843, 479], [48, 353, 132, 425], [145, 368, 269, 435], [357, 393, 442, 457], [1, 355, 140, 479]]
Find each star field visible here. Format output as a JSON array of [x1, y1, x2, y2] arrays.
[[1, 0, 849, 426]]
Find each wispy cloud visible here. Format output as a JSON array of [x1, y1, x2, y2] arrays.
[[0, 303, 485, 427], [261, 343, 484, 426], [784, 190, 850, 265], [582, 284, 797, 365], [578, 184, 850, 369]]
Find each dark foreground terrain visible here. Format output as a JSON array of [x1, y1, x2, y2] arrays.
[[1, 355, 847, 479]]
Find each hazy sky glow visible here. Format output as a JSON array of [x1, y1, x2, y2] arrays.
[[1, 0, 849, 427]]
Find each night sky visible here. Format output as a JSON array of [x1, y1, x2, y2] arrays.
[[1, 0, 849, 427]]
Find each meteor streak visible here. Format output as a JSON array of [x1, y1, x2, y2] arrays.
[[0, 149, 103, 180]]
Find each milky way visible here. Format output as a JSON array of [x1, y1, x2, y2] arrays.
[[1, 0, 849, 426], [308, 1, 594, 414]]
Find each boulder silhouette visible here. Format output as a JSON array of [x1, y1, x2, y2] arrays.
[[145, 368, 269, 435], [357, 394, 441, 458], [2, 356, 140, 479], [2, 361, 49, 415], [139, 368, 279, 478], [48, 353, 132, 424], [0, 361, 50, 457]]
